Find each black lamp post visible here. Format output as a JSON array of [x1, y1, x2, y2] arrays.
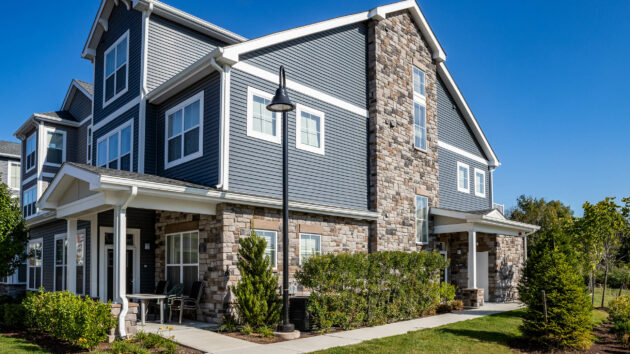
[[267, 66, 295, 333]]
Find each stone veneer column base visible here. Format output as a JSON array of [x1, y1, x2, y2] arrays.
[[109, 302, 139, 341], [461, 288, 484, 308]]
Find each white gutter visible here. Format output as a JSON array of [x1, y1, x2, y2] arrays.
[[210, 56, 231, 191], [116, 185, 137, 338]]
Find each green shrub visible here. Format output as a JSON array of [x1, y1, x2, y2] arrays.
[[518, 233, 593, 349], [22, 290, 117, 350], [439, 283, 457, 302], [1, 302, 25, 328], [258, 326, 274, 338], [111, 339, 150, 354], [609, 296, 630, 324], [595, 265, 630, 289], [296, 251, 445, 332]]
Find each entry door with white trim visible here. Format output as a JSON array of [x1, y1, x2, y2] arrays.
[[99, 227, 141, 302], [476, 251, 489, 301]]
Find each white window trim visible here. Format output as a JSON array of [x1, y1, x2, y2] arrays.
[[7, 161, 20, 190], [246, 87, 281, 144], [295, 104, 325, 155], [299, 233, 322, 266], [164, 91, 204, 169], [102, 30, 130, 108], [457, 162, 470, 193], [474, 168, 486, 198], [25, 133, 37, 173], [26, 238, 43, 291], [96, 120, 134, 171], [54, 233, 67, 291], [415, 195, 429, 244], [413, 66, 427, 152], [164, 230, 200, 287], [23, 186, 37, 219], [87, 124, 93, 164], [254, 229, 278, 270], [43, 127, 67, 167]]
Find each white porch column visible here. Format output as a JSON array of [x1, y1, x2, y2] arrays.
[[89, 215, 98, 298], [113, 206, 128, 337], [66, 218, 78, 294], [467, 230, 477, 288]]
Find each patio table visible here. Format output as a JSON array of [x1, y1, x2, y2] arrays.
[[126, 294, 167, 325]]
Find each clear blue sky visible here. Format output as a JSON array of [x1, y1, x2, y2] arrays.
[[0, 0, 628, 214]]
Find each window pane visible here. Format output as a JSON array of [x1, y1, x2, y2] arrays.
[[55, 239, 64, 265], [10, 164, 20, 188], [108, 134, 119, 162], [183, 128, 199, 156], [256, 230, 276, 268], [253, 96, 276, 136], [47, 148, 62, 164], [116, 38, 127, 68], [300, 234, 321, 264], [166, 266, 180, 288], [47, 132, 63, 150], [116, 65, 127, 94], [184, 101, 200, 130], [182, 265, 198, 296], [55, 266, 64, 291], [414, 103, 426, 150], [168, 136, 182, 162], [106, 50, 116, 77], [120, 154, 131, 171], [121, 126, 131, 154], [413, 67, 425, 96], [168, 111, 182, 138], [301, 112, 321, 148], [18, 263, 26, 283], [105, 76, 115, 101], [98, 140, 107, 166]]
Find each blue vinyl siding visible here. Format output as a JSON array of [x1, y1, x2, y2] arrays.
[[68, 91, 93, 121], [92, 105, 139, 172], [146, 15, 225, 92], [229, 69, 369, 210], [77, 121, 91, 164], [28, 219, 67, 291], [241, 23, 368, 109], [144, 103, 157, 175], [93, 4, 142, 125], [438, 148, 491, 211], [155, 72, 221, 186]]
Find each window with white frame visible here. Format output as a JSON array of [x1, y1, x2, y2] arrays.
[[299, 233, 321, 265], [474, 168, 486, 197], [103, 31, 129, 106], [8, 161, 20, 189], [27, 239, 43, 290], [415, 195, 429, 244], [76, 229, 86, 295], [457, 162, 470, 193], [25, 134, 36, 171], [413, 66, 427, 150], [97, 121, 133, 171], [54, 234, 67, 292], [87, 125, 93, 164], [165, 91, 204, 168], [23, 186, 37, 218], [254, 229, 277, 269], [0, 260, 26, 285], [247, 87, 280, 143], [45, 128, 66, 165], [296, 104, 325, 155], [165, 231, 199, 295]]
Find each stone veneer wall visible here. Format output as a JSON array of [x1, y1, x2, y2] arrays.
[[155, 204, 370, 323], [494, 234, 524, 302], [368, 10, 439, 252], [0, 284, 25, 298]]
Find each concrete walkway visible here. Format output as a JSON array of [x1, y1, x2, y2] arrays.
[[144, 302, 523, 354]]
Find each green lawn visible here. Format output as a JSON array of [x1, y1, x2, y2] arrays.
[[317, 309, 609, 354], [0, 335, 50, 354], [592, 286, 630, 307]]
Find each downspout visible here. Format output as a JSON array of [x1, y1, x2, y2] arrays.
[[489, 167, 495, 209], [211, 56, 231, 191], [138, 1, 153, 174], [117, 186, 138, 338]]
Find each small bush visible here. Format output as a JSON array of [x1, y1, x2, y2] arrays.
[[22, 290, 117, 350], [258, 326, 274, 338], [111, 339, 150, 354], [1, 302, 25, 328], [436, 299, 464, 314], [610, 296, 630, 324]]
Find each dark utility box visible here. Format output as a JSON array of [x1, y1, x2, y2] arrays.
[[289, 296, 311, 332]]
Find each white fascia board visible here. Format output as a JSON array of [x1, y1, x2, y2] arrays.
[[437, 63, 500, 167], [62, 80, 94, 111], [0, 152, 20, 159], [14, 115, 80, 140], [39, 164, 102, 208], [82, 0, 109, 60]]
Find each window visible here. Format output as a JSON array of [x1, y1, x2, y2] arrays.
[[165, 91, 204, 169], [299, 233, 321, 265], [87, 125, 93, 164], [27, 239, 43, 290], [457, 162, 470, 193], [45, 129, 66, 165], [295, 104, 325, 155], [25, 134, 36, 171], [103, 31, 129, 106], [165, 231, 199, 295], [23, 186, 37, 218], [413, 66, 427, 150], [0, 260, 26, 285], [8, 162, 20, 189], [54, 234, 67, 291], [415, 195, 429, 244], [247, 87, 280, 143], [254, 229, 277, 269], [97, 121, 133, 171], [76, 229, 86, 295], [474, 168, 486, 197]]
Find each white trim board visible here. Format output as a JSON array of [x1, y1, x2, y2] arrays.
[[233, 62, 368, 118], [92, 95, 141, 131], [438, 140, 489, 165]]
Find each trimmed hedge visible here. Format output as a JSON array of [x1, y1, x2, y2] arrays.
[[296, 251, 446, 332]]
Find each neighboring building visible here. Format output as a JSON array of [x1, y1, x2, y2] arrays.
[[9, 0, 537, 325], [0, 140, 21, 198]]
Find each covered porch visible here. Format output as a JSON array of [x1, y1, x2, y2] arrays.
[[431, 208, 539, 307]]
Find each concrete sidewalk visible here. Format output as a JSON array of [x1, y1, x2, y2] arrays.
[[146, 302, 523, 354]]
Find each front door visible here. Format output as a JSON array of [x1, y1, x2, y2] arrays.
[[476, 251, 489, 301], [106, 248, 135, 301], [99, 227, 141, 302]]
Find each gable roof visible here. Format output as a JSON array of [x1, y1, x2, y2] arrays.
[[61, 79, 93, 112], [0, 140, 20, 159], [81, 0, 246, 61], [14, 111, 81, 140]]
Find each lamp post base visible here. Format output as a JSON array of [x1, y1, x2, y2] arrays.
[[278, 323, 295, 332], [275, 329, 300, 340]]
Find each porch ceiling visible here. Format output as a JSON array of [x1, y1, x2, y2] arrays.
[[431, 207, 540, 237]]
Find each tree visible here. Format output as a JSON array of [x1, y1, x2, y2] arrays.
[[0, 181, 28, 278], [507, 195, 574, 252], [579, 198, 628, 307], [233, 224, 281, 331]]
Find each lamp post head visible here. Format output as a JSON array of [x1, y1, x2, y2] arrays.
[[267, 66, 295, 113]]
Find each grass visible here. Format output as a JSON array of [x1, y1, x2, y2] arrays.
[[591, 286, 630, 307], [317, 308, 609, 354], [0, 335, 50, 354]]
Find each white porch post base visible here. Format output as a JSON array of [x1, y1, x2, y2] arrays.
[[467, 230, 477, 289], [66, 218, 78, 294], [113, 206, 128, 337]]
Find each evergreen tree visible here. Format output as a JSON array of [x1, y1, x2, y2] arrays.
[[0, 181, 28, 278], [233, 224, 281, 331]]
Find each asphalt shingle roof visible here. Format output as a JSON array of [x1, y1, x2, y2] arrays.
[[0, 140, 20, 157], [36, 111, 77, 122], [75, 80, 93, 96]]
